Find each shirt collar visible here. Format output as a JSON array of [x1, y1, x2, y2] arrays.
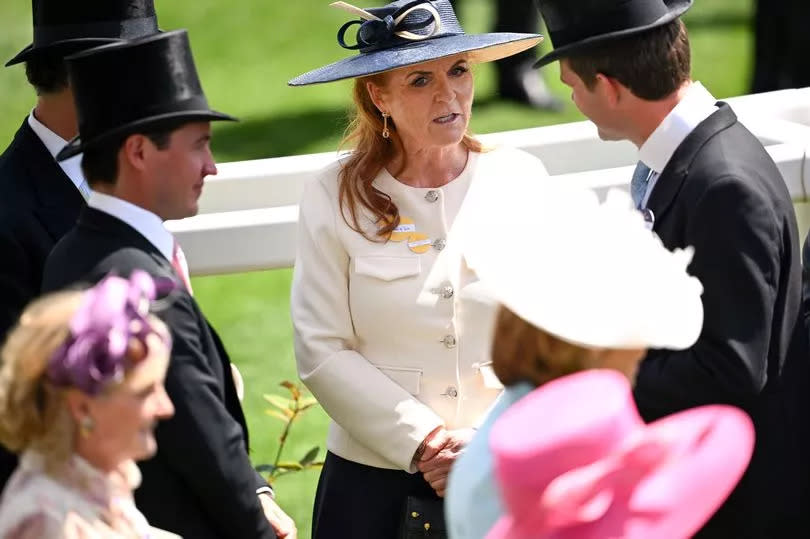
[[27, 110, 89, 199], [88, 191, 174, 261], [638, 81, 718, 174], [20, 450, 141, 503]]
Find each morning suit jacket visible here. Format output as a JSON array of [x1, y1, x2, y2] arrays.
[[0, 118, 85, 489], [42, 207, 276, 539], [632, 103, 810, 537]]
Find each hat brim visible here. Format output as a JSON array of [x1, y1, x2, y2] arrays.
[[6, 38, 124, 67], [289, 33, 542, 86], [56, 110, 236, 161], [487, 403, 754, 539], [533, 0, 692, 69]]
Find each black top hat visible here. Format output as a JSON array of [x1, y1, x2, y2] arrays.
[[57, 30, 235, 161], [289, 0, 542, 86], [533, 0, 693, 68], [6, 0, 161, 67]]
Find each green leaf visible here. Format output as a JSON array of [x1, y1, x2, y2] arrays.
[[263, 394, 293, 412], [255, 464, 276, 474], [280, 380, 301, 400], [300, 446, 320, 466], [299, 397, 318, 408], [276, 461, 304, 471], [265, 409, 291, 422]]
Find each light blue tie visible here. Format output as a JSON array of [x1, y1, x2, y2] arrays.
[[630, 162, 651, 209], [77, 180, 92, 201]]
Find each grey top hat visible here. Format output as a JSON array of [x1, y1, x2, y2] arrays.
[[57, 30, 235, 161], [289, 0, 542, 86], [6, 0, 160, 67], [534, 0, 692, 68]]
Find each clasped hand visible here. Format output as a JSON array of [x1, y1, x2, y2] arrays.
[[416, 427, 475, 497]]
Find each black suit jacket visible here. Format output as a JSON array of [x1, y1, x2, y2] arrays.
[[0, 118, 85, 488], [633, 104, 810, 537], [42, 208, 276, 539]]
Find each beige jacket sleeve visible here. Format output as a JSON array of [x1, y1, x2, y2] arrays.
[[291, 175, 444, 472]]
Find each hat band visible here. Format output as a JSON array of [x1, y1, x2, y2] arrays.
[[33, 15, 159, 47], [79, 95, 213, 141], [548, 2, 669, 49]]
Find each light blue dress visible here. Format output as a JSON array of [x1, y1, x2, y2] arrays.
[[445, 382, 534, 539]]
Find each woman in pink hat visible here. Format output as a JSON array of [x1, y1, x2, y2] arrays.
[[445, 183, 736, 539]]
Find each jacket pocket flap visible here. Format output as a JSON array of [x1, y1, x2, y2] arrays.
[[354, 256, 421, 281], [378, 366, 422, 395]]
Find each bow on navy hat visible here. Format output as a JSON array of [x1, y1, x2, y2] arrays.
[[289, 0, 543, 86]]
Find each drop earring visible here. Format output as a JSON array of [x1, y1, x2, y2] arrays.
[[381, 112, 390, 139], [79, 415, 95, 438]]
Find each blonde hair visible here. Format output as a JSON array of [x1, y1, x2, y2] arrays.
[[338, 75, 485, 241], [0, 290, 169, 471], [492, 306, 603, 387]]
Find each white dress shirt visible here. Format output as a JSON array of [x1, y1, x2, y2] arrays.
[[88, 191, 173, 261], [27, 111, 91, 201], [637, 81, 718, 207]]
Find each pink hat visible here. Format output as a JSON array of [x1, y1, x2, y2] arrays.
[[487, 370, 754, 539]]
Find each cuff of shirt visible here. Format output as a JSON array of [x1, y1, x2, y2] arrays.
[[256, 486, 275, 498]]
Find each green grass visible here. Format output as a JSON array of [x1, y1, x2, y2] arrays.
[[0, 1, 755, 536]]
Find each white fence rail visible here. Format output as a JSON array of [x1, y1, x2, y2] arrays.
[[167, 88, 810, 276]]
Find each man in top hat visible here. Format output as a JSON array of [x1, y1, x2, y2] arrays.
[[41, 30, 296, 539], [532, 0, 810, 536], [0, 0, 162, 490]]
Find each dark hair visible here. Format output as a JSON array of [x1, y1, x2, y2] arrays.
[[567, 19, 691, 100], [81, 128, 175, 187], [25, 53, 69, 95], [491, 306, 598, 387]]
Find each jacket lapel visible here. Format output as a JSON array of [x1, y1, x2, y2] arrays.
[[17, 121, 86, 241], [647, 103, 738, 225]]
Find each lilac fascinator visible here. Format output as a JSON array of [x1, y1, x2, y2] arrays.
[[46, 271, 171, 395]]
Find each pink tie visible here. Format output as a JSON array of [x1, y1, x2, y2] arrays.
[[171, 240, 193, 294]]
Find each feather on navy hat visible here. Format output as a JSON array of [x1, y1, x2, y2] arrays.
[[289, 0, 542, 86]]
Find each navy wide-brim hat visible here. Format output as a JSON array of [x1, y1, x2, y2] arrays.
[[57, 30, 235, 161], [6, 0, 160, 67], [289, 0, 542, 86], [534, 0, 693, 68]]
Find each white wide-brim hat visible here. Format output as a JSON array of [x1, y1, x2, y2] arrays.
[[459, 179, 703, 350]]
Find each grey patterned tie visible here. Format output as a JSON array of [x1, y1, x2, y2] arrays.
[[630, 162, 651, 209]]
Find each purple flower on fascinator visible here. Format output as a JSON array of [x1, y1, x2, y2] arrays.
[[46, 270, 170, 395]]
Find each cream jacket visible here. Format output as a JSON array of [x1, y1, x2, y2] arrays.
[[291, 146, 548, 471]]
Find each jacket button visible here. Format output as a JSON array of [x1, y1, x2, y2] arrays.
[[432, 238, 447, 251], [425, 190, 439, 203], [441, 335, 457, 348], [444, 386, 458, 398], [440, 285, 454, 299]]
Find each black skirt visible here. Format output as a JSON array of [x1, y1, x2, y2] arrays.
[[312, 451, 441, 539]]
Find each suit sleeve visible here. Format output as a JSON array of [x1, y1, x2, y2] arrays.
[[0, 226, 36, 342], [291, 178, 444, 472], [155, 292, 276, 539], [634, 175, 780, 421]]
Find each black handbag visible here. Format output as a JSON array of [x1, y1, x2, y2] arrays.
[[399, 496, 447, 538]]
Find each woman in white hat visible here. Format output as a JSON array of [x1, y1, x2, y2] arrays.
[[445, 182, 706, 539], [289, 0, 549, 536]]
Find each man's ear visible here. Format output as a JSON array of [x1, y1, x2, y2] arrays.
[[121, 134, 150, 173], [595, 73, 622, 108]]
